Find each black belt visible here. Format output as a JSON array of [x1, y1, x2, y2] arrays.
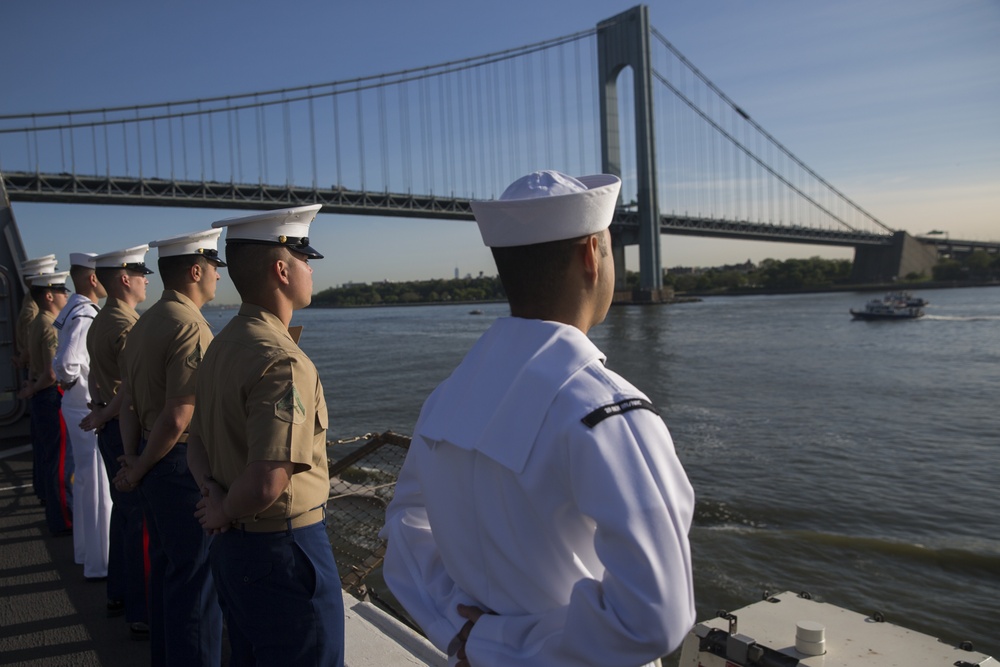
[[141, 429, 188, 444], [238, 506, 325, 533]]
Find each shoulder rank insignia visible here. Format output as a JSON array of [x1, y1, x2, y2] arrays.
[[275, 384, 306, 425], [185, 342, 203, 369], [581, 398, 658, 428]]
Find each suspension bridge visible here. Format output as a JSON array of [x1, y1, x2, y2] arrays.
[[0, 5, 985, 300]]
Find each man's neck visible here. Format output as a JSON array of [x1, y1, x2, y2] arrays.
[[164, 283, 206, 310], [243, 295, 293, 328], [39, 302, 61, 317], [76, 289, 101, 304], [107, 289, 140, 309]]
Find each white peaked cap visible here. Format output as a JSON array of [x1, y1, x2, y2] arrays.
[[149, 229, 226, 266], [212, 204, 324, 259], [21, 254, 58, 276], [69, 253, 98, 269], [28, 270, 70, 289], [93, 245, 154, 274], [470, 171, 621, 247]]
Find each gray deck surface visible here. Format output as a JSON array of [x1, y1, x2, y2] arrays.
[[0, 433, 446, 667], [0, 436, 151, 666]]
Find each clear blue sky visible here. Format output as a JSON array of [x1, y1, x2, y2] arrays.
[[3, 0, 998, 305]]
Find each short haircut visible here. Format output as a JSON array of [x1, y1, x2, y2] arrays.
[[69, 265, 95, 290], [30, 285, 64, 306], [95, 267, 125, 291], [157, 254, 210, 289], [491, 232, 609, 310], [225, 243, 290, 300]]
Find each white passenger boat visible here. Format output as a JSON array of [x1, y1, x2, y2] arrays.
[[850, 298, 924, 320]]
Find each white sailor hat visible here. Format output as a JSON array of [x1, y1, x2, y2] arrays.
[[21, 254, 58, 276], [149, 229, 227, 267], [93, 245, 155, 275], [470, 171, 621, 247], [212, 204, 323, 259], [69, 252, 98, 269], [28, 270, 71, 291]]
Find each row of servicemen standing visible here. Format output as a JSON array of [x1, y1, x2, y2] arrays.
[[15, 170, 700, 667], [15, 204, 346, 666]]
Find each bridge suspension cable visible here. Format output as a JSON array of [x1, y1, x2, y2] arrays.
[[2, 15, 893, 251], [0, 28, 601, 204], [648, 27, 893, 237]]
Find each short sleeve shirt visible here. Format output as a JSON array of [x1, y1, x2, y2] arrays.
[[190, 303, 329, 525], [121, 290, 213, 433], [86, 297, 140, 405], [27, 310, 58, 380], [17, 298, 39, 357]]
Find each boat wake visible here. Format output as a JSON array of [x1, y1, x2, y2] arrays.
[[697, 521, 1000, 577], [921, 314, 1000, 322], [783, 529, 1000, 575]]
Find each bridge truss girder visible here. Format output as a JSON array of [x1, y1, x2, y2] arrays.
[[2, 172, 476, 220], [5, 171, 902, 252]]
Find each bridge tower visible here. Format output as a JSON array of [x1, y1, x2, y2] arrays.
[[597, 5, 665, 301]]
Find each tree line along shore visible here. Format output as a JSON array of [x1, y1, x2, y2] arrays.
[[310, 252, 1000, 308]]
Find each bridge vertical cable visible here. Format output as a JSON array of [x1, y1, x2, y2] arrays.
[[649, 27, 892, 237], [0, 21, 895, 250]]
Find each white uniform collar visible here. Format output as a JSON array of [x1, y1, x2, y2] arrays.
[[54, 293, 98, 328], [418, 317, 606, 473]]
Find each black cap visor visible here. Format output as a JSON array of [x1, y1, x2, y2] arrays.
[[226, 238, 324, 260]]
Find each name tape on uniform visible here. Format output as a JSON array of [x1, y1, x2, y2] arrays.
[[581, 398, 659, 428]]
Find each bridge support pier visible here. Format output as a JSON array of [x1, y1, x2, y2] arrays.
[[851, 231, 940, 284]]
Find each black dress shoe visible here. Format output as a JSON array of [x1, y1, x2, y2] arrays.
[[129, 622, 150, 640], [106, 599, 125, 617], [84, 575, 108, 583]]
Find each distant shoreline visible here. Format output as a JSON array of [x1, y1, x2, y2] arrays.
[[677, 279, 1000, 299], [201, 280, 999, 311]]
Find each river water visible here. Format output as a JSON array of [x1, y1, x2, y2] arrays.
[[208, 285, 1000, 657]]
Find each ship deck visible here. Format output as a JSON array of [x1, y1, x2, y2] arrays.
[[0, 434, 444, 666]]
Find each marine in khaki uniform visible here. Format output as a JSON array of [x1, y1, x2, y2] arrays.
[[83, 245, 151, 636], [15, 255, 58, 372], [187, 205, 344, 667], [115, 230, 225, 667], [20, 271, 73, 534], [17, 254, 59, 502]]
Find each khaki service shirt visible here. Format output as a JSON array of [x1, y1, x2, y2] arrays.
[[86, 297, 139, 406], [27, 310, 58, 381], [16, 297, 39, 360], [190, 303, 329, 526], [121, 290, 213, 433]]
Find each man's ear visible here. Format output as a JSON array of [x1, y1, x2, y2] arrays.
[[274, 258, 291, 286], [581, 234, 601, 285]]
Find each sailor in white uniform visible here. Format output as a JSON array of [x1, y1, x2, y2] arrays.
[[54, 252, 111, 580], [381, 170, 696, 667]]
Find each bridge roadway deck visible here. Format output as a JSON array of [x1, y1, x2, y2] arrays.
[[0, 434, 445, 666]]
